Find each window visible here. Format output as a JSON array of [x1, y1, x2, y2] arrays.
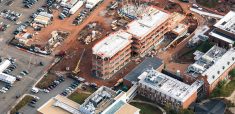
[[222, 66, 225, 69]]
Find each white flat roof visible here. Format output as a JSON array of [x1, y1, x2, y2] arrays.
[[202, 48, 235, 84], [214, 11, 235, 35], [37, 95, 81, 114], [92, 30, 132, 58], [0, 73, 16, 84], [126, 6, 170, 39], [0, 60, 11, 73], [138, 70, 199, 102], [209, 31, 234, 44]]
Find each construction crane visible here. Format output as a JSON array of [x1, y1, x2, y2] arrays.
[[72, 48, 85, 74]]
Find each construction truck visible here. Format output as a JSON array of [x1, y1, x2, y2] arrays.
[[72, 48, 85, 74]]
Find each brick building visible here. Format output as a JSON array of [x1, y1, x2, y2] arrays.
[[137, 69, 203, 109], [184, 46, 235, 95], [92, 30, 132, 79], [92, 6, 185, 79]]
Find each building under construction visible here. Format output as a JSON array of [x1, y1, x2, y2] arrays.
[[92, 6, 185, 79], [126, 6, 185, 56], [92, 30, 132, 79]]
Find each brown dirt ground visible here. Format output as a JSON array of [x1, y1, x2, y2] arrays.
[[37, 0, 201, 87], [48, 0, 140, 87]]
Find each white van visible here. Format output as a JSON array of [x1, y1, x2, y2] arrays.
[[31, 87, 39, 93]]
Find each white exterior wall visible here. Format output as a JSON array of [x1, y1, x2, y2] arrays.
[[85, 0, 101, 9], [69, 1, 84, 14], [0, 60, 11, 73]]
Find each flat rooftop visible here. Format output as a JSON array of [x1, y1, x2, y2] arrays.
[[124, 57, 163, 83], [103, 100, 140, 114], [114, 102, 140, 114], [214, 11, 235, 35], [187, 45, 227, 77], [0, 73, 16, 84], [187, 46, 235, 84], [138, 70, 199, 102], [92, 30, 132, 59], [202, 48, 235, 84], [126, 6, 170, 39], [79, 86, 117, 114], [210, 11, 235, 44], [0, 59, 11, 73], [37, 95, 81, 114]]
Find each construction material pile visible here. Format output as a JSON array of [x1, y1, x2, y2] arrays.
[[78, 22, 103, 45]]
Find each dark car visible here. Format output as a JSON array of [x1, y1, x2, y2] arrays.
[[28, 103, 36, 108], [30, 101, 36, 104]]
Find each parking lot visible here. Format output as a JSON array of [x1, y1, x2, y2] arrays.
[[0, 0, 57, 113], [0, 51, 53, 113], [18, 77, 77, 114]]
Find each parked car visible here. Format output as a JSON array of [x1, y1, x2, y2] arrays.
[[0, 89, 6, 93], [2, 87, 8, 91], [28, 103, 36, 108]]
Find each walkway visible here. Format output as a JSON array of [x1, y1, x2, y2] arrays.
[[131, 100, 166, 114], [190, 7, 224, 19]]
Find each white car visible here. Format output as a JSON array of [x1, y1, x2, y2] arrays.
[[17, 75, 22, 79], [68, 87, 74, 91], [33, 96, 40, 100], [0, 89, 6, 93], [43, 89, 49, 93], [20, 72, 26, 76], [31, 87, 39, 93], [193, 4, 198, 8], [2, 87, 8, 91], [198, 7, 203, 10], [65, 89, 72, 93]]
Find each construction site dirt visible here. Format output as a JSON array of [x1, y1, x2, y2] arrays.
[[33, 0, 139, 87], [33, 0, 200, 87]]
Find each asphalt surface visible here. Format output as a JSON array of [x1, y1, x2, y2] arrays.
[[19, 77, 76, 114], [0, 0, 55, 113]]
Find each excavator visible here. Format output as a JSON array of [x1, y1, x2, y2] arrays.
[[72, 48, 86, 74]]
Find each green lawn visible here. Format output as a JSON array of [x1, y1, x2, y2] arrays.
[[68, 92, 91, 104], [196, 41, 213, 53], [179, 41, 213, 60], [196, 0, 219, 8], [11, 95, 33, 114], [210, 79, 235, 98], [130, 102, 162, 114], [36, 73, 57, 89], [211, 69, 235, 98]]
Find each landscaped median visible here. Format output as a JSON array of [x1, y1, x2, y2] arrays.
[[68, 92, 91, 104], [10, 95, 33, 114], [68, 85, 96, 104]]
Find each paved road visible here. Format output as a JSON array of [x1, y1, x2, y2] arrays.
[[0, 0, 56, 114], [19, 77, 75, 114]]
